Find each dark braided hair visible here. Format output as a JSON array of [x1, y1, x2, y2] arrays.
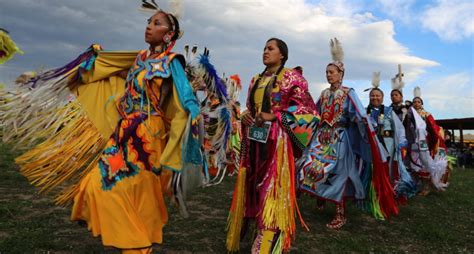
[[267, 37, 288, 65], [248, 38, 288, 115]]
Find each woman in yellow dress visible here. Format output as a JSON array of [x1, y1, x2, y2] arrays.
[[69, 9, 203, 252], [3, 4, 203, 253]]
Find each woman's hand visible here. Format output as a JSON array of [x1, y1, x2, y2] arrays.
[[241, 110, 255, 126], [116, 70, 129, 79], [255, 112, 276, 126]]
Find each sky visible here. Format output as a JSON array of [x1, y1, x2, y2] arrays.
[[1, 0, 473, 120]]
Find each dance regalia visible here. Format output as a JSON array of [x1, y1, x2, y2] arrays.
[[391, 102, 408, 122], [226, 68, 319, 252], [367, 105, 416, 201], [298, 86, 399, 219], [200, 94, 232, 183], [418, 109, 453, 185], [406, 107, 450, 190], [225, 75, 242, 176], [190, 54, 233, 185], [227, 103, 241, 175], [1, 45, 203, 249]]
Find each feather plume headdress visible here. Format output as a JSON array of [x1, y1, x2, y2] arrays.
[[328, 37, 344, 73], [413, 86, 421, 98], [364, 71, 381, 92], [140, 0, 183, 17], [412, 86, 424, 107], [391, 64, 405, 94], [140, 0, 162, 12], [169, 0, 184, 19], [184, 44, 198, 63], [183, 44, 203, 90], [140, 0, 184, 40]]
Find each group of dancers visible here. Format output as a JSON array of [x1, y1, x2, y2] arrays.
[[226, 37, 451, 253], [0, 1, 452, 253]]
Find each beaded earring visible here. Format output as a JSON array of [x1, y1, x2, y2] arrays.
[[163, 34, 171, 43]]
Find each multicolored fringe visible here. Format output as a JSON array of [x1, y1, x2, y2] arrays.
[[189, 51, 233, 185], [1, 44, 99, 147], [226, 167, 247, 251], [272, 233, 284, 254], [225, 75, 242, 175], [442, 155, 456, 184], [16, 101, 106, 205], [366, 126, 399, 219], [25, 44, 100, 88], [261, 129, 297, 252], [227, 128, 241, 175], [226, 131, 301, 252], [202, 104, 232, 185], [447, 155, 456, 166], [358, 163, 385, 220], [1, 45, 105, 205]]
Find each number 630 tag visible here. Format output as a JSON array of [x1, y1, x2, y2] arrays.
[[248, 121, 272, 143]]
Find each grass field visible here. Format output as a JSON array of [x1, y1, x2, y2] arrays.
[[1, 142, 473, 253]]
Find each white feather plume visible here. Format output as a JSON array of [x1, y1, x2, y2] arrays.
[[183, 44, 198, 63], [391, 78, 405, 91], [139, 7, 158, 13], [169, 0, 184, 19], [330, 37, 344, 62], [391, 75, 405, 91], [372, 71, 381, 89], [391, 64, 405, 91], [414, 86, 421, 98]]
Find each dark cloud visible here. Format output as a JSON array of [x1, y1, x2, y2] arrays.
[[1, 0, 439, 107]]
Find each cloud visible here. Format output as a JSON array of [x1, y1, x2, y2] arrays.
[[312, 0, 365, 18], [375, 0, 416, 24], [0, 0, 146, 80], [1, 0, 439, 107], [181, 0, 438, 100], [414, 72, 474, 119], [376, 0, 473, 42], [420, 0, 474, 42]]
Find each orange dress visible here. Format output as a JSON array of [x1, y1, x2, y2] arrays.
[[71, 50, 198, 249]]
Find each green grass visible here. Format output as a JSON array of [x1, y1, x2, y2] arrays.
[[1, 142, 473, 253]]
